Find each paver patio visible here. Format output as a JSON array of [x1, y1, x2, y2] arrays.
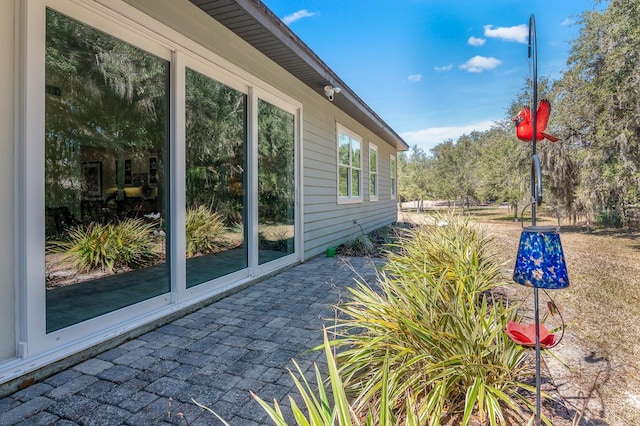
[[0, 256, 382, 425]]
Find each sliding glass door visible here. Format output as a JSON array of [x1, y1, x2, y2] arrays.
[[34, 3, 300, 342]]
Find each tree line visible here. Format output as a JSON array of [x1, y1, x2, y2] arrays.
[[399, 0, 639, 227]]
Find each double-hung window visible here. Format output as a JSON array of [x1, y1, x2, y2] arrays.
[[337, 125, 362, 202], [390, 154, 397, 199], [369, 143, 378, 201]]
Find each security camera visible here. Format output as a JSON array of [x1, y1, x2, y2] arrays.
[[324, 85, 341, 102]]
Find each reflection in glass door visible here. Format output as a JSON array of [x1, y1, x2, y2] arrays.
[[44, 9, 170, 332], [185, 68, 247, 287], [257, 99, 296, 264]]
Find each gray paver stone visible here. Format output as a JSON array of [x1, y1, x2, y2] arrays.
[[209, 373, 240, 392], [112, 347, 154, 365], [148, 359, 180, 375], [45, 394, 98, 420], [175, 350, 215, 368], [78, 379, 116, 399], [14, 411, 59, 425], [97, 378, 147, 406], [129, 355, 158, 370], [151, 346, 181, 360], [72, 358, 113, 376], [0, 397, 55, 426], [96, 347, 129, 362], [166, 363, 199, 381], [43, 370, 82, 387], [76, 403, 131, 425], [10, 382, 53, 402], [178, 384, 222, 406], [118, 390, 158, 413], [122, 397, 168, 426], [46, 375, 99, 400], [97, 365, 139, 384], [118, 339, 148, 351], [145, 377, 187, 398]]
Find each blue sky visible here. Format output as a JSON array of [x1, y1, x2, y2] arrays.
[[261, 0, 601, 154]]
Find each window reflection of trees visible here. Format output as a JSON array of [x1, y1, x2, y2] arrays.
[[185, 68, 247, 287], [257, 100, 295, 264], [45, 9, 169, 331]]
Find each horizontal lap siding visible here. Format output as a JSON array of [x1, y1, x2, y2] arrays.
[[302, 107, 399, 259]]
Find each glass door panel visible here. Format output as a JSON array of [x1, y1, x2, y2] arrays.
[[257, 99, 295, 264], [185, 68, 247, 287], [44, 9, 170, 332]]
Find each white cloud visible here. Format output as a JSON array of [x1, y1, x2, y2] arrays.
[[407, 74, 422, 83], [459, 56, 501, 73], [561, 18, 574, 27], [483, 24, 528, 43], [434, 64, 453, 72], [401, 120, 495, 153], [282, 9, 316, 25], [468, 36, 486, 46]]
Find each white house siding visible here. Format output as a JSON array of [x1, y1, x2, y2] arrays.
[[123, 0, 402, 259], [0, 1, 16, 361]]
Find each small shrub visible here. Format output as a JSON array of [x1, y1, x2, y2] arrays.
[[185, 205, 226, 257], [332, 213, 542, 425], [340, 234, 375, 256], [595, 209, 622, 227], [50, 218, 159, 272], [258, 225, 294, 253]]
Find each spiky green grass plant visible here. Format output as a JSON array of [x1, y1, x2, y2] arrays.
[[50, 218, 159, 272], [185, 205, 226, 257], [331, 213, 544, 425], [340, 234, 375, 257]]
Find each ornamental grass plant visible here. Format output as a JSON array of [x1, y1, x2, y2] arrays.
[[49, 218, 160, 272], [331, 213, 541, 425], [185, 205, 226, 257]]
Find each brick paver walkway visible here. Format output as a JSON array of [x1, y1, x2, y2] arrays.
[[0, 256, 382, 425]]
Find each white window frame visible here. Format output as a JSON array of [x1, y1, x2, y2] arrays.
[[14, 0, 304, 370], [390, 154, 397, 199], [336, 124, 363, 204], [369, 143, 378, 201]]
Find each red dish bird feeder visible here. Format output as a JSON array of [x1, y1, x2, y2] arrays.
[[506, 321, 556, 349]]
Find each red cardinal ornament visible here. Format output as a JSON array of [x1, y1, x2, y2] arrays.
[[513, 99, 560, 142]]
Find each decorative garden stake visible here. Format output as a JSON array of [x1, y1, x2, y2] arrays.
[[508, 14, 570, 426]]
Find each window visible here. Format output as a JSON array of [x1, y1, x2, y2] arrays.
[[390, 154, 397, 199], [369, 143, 378, 201], [337, 126, 362, 202]]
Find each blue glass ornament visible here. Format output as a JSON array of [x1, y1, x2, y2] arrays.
[[513, 226, 569, 289]]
